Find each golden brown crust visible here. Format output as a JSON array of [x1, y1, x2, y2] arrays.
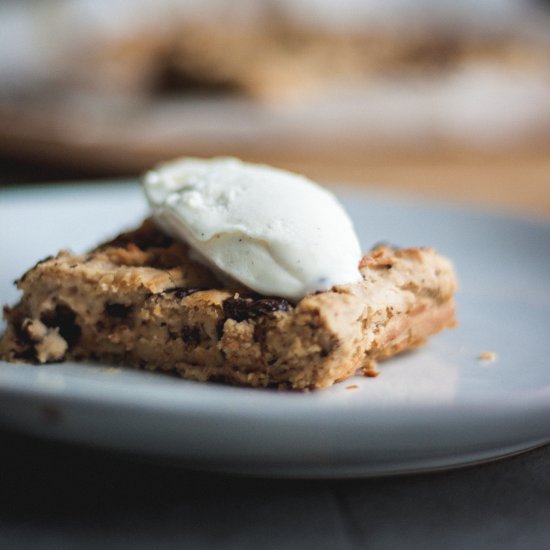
[[0, 219, 457, 390]]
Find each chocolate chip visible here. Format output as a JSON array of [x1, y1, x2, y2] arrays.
[[41, 305, 81, 348], [105, 303, 133, 318], [181, 326, 201, 346], [223, 296, 291, 322], [163, 287, 202, 300]]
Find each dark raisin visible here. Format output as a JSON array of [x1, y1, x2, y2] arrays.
[[223, 296, 291, 322], [13, 345, 38, 363], [216, 319, 226, 340], [41, 305, 81, 348], [14, 320, 32, 346], [108, 230, 174, 250], [105, 303, 133, 318], [163, 287, 202, 300], [253, 323, 267, 344], [14, 320, 57, 363], [134, 231, 173, 250], [181, 326, 202, 346]]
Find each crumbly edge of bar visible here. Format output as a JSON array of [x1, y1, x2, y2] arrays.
[[0, 220, 457, 390]]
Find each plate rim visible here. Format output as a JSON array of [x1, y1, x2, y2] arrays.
[[1, 180, 549, 476]]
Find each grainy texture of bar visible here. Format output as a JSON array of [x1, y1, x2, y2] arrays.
[[0, 219, 457, 389]]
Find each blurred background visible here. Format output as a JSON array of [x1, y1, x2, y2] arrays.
[[0, 0, 549, 216]]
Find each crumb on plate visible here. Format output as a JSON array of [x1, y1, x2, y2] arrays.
[[478, 351, 497, 362]]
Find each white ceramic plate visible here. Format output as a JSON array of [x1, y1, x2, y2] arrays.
[[1, 182, 549, 477]]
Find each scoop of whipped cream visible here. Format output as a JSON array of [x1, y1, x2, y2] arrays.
[[143, 157, 362, 301]]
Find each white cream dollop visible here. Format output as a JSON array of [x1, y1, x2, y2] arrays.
[[143, 157, 362, 301]]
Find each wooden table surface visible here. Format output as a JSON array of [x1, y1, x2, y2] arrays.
[[2, 150, 549, 219], [281, 151, 550, 220]]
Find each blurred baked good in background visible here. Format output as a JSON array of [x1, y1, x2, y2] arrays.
[[2, 0, 550, 98], [0, 0, 549, 215]]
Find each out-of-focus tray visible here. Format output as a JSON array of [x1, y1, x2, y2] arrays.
[[1, 74, 550, 216], [2, 63, 550, 168]]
